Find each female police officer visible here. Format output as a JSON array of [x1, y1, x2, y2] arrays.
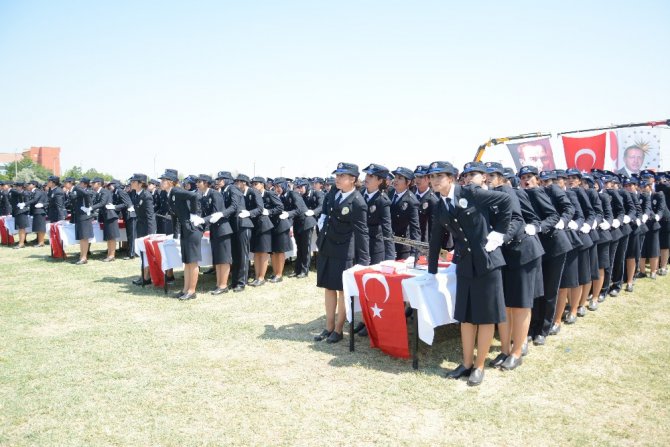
[[427, 161, 512, 386], [314, 162, 370, 344]]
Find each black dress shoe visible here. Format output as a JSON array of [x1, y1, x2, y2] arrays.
[[489, 353, 508, 368], [232, 285, 245, 293], [173, 291, 186, 298], [357, 327, 368, 337], [533, 335, 546, 346], [445, 364, 473, 380], [102, 257, 116, 262], [210, 287, 229, 295], [521, 342, 528, 357], [287, 272, 298, 278], [625, 284, 634, 293], [609, 289, 620, 297], [165, 276, 176, 283], [178, 293, 197, 301], [326, 331, 343, 343], [467, 368, 484, 386], [501, 355, 523, 370], [132, 278, 151, 286], [295, 273, 308, 279], [314, 329, 331, 341], [598, 293, 606, 303], [565, 314, 577, 325], [577, 306, 586, 317], [202, 268, 215, 275], [353, 322, 366, 333], [268, 276, 283, 283], [587, 301, 598, 311], [636, 271, 647, 278], [249, 279, 265, 287], [549, 323, 561, 335], [75, 259, 87, 265]]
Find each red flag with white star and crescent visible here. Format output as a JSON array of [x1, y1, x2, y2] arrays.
[[562, 133, 607, 171], [354, 268, 411, 358]]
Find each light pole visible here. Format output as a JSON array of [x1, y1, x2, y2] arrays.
[[280, 166, 286, 177], [153, 154, 158, 179]]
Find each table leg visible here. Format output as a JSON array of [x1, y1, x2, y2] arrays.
[[412, 308, 419, 370], [164, 271, 168, 295], [349, 295, 355, 352], [140, 254, 145, 288]]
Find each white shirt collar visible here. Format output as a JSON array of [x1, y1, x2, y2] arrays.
[[417, 188, 429, 199], [394, 189, 407, 200], [443, 185, 455, 206], [338, 188, 355, 202]]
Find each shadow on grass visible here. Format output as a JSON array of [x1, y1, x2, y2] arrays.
[[260, 318, 463, 376]]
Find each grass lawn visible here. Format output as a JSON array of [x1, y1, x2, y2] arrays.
[[1, 243, 669, 446]]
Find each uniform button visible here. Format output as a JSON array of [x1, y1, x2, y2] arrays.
[[464, 237, 468, 242], [454, 218, 458, 222], [467, 248, 471, 252]]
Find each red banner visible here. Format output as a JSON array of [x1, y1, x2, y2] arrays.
[[562, 133, 607, 171], [50, 224, 65, 258], [144, 237, 167, 287], [354, 268, 411, 358]]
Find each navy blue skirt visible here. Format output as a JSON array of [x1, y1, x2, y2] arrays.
[[456, 268, 506, 324]]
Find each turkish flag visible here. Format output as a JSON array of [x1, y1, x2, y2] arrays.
[[50, 224, 65, 258], [562, 133, 607, 171], [144, 236, 167, 287], [354, 268, 411, 358]]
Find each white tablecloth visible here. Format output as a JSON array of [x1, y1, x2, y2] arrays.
[[342, 264, 458, 345], [2, 215, 33, 234], [51, 221, 128, 247]]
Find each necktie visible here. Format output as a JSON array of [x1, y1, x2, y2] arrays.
[[393, 195, 399, 204], [416, 193, 421, 201], [335, 192, 342, 204], [445, 197, 454, 213]]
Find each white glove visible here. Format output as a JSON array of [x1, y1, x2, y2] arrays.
[[279, 211, 289, 220], [18, 202, 26, 210], [554, 219, 565, 230], [599, 221, 611, 231], [580, 223, 590, 234], [484, 231, 504, 252], [35, 203, 44, 208], [636, 218, 641, 227], [190, 213, 205, 226], [612, 218, 621, 228], [105, 204, 115, 210], [305, 209, 315, 217], [80, 206, 91, 215], [238, 210, 251, 218], [642, 214, 649, 223], [209, 212, 223, 223], [655, 214, 660, 221], [317, 214, 326, 231], [262, 209, 269, 216], [524, 224, 537, 236], [568, 220, 578, 230], [623, 215, 632, 224], [128, 207, 135, 213]]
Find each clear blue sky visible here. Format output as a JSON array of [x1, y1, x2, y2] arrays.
[[1, 0, 668, 179]]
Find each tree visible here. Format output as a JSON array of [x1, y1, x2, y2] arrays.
[[62, 165, 84, 179], [3, 155, 53, 181]]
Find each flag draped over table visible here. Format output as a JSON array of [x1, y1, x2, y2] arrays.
[[562, 133, 607, 171], [354, 268, 411, 358], [50, 224, 65, 258]]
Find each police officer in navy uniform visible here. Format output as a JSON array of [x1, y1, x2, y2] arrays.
[[427, 161, 512, 386], [360, 163, 395, 265], [25, 180, 48, 247], [159, 170, 203, 300], [269, 177, 299, 283], [413, 165, 440, 244], [390, 167, 420, 260], [71, 177, 95, 264], [89, 178, 119, 262], [291, 178, 318, 278], [231, 174, 260, 291], [484, 162, 544, 368], [250, 176, 282, 286], [46, 176, 67, 224], [639, 178, 664, 278], [315, 162, 370, 344], [127, 173, 157, 285], [197, 174, 235, 294], [655, 173, 670, 275], [8, 182, 30, 249], [108, 179, 137, 259], [0, 181, 12, 217]]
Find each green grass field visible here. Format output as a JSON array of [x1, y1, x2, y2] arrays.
[[1, 243, 669, 446]]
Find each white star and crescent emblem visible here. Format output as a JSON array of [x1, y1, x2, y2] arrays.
[[362, 273, 390, 320]]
